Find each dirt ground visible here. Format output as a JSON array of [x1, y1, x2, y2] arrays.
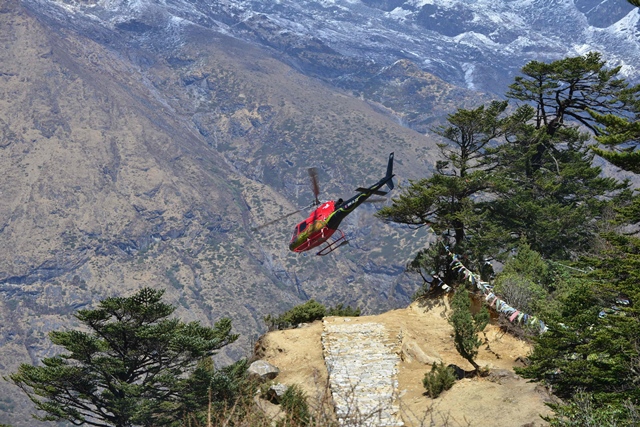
[[254, 297, 555, 427]]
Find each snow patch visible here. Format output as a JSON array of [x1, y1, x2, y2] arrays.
[[572, 43, 594, 56], [453, 31, 500, 48], [462, 62, 476, 90], [386, 7, 412, 21], [606, 8, 640, 41], [406, 0, 436, 6]]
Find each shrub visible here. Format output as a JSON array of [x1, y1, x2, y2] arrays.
[[544, 392, 640, 427], [326, 303, 361, 317], [279, 384, 311, 426], [449, 288, 489, 372], [422, 362, 456, 398], [493, 273, 546, 315], [265, 300, 360, 330]]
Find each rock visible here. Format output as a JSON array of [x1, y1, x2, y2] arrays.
[[488, 368, 519, 384], [266, 383, 289, 403], [248, 360, 280, 381], [401, 339, 441, 365]]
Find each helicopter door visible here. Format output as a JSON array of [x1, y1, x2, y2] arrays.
[[291, 220, 308, 241]]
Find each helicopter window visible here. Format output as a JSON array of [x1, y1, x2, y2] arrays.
[[298, 222, 308, 233]]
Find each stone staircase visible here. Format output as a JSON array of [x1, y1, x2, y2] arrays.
[[321, 319, 404, 427]]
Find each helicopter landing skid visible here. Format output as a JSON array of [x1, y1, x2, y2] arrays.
[[316, 229, 348, 256]]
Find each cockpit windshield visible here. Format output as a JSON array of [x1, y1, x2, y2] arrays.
[[291, 220, 308, 242]]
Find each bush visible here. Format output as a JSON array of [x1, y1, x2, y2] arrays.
[[492, 242, 550, 317], [326, 303, 361, 317], [265, 300, 360, 330], [493, 273, 546, 315], [279, 385, 311, 426], [544, 392, 640, 427], [422, 362, 456, 398]]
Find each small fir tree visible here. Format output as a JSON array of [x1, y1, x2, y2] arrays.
[[448, 288, 489, 373], [422, 362, 456, 398]]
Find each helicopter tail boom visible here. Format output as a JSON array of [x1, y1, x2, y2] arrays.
[[355, 187, 387, 196]]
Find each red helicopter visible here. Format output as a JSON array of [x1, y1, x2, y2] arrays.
[[253, 153, 395, 256]]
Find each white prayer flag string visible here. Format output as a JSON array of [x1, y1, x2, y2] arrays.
[[445, 249, 548, 333]]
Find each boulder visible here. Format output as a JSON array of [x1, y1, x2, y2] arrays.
[[401, 339, 441, 365], [265, 383, 289, 403], [248, 360, 280, 381]]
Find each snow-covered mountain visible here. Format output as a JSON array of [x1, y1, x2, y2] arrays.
[[26, 0, 640, 94]]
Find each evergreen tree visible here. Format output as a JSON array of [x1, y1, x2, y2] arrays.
[[506, 52, 634, 142], [377, 101, 509, 282], [516, 279, 639, 408], [590, 112, 640, 174], [487, 124, 624, 259], [177, 358, 252, 426], [379, 101, 508, 244], [9, 288, 239, 427], [448, 288, 489, 373], [515, 69, 640, 422], [486, 53, 636, 259], [380, 53, 637, 281]]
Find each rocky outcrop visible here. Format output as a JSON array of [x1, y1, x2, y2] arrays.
[[257, 302, 554, 427]]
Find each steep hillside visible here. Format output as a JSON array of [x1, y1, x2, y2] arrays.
[[0, 1, 465, 424]]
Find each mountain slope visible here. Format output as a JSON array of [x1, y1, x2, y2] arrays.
[[0, 1, 452, 424], [4, 0, 637, 424]]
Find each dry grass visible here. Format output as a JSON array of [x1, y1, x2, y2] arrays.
[[182, 378, 474, 427]]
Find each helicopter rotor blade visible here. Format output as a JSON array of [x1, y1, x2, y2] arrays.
[[250, 199, 317, 232], [308, 167, 320, 206], [250, 208, 303, 231]]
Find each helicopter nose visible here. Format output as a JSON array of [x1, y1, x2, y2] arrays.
[[289, 237, 300, 251]]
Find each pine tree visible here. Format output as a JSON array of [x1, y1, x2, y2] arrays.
[[486, 53, 636, 259], [516, 279, 639, 407], [380, 53, 637, 279], [590, 112, 640, 174], [9, 288, 239, 427], [377, 101, 510, 282], [378, 101, 507, 243], [487, 124, 624, 258]]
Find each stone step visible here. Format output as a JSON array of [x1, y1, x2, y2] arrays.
[[322, 320, 404, 427]]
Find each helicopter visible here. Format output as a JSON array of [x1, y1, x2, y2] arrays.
[[253, 153, 395, 256]]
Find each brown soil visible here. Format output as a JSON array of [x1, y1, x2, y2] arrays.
[[254, 298, 554, 427]]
